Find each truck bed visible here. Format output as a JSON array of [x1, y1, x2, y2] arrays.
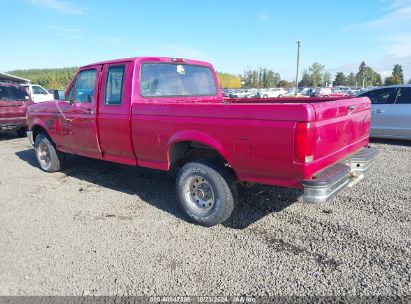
[[224, 96, 351, 103], [132, 96, 371, 187]]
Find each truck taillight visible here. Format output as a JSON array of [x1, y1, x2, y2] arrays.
[[294, 122, 316, 164]]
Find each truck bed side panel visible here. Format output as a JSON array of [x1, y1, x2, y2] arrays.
[[131, 102, 315, 187]]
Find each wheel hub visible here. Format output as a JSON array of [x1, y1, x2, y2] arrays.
[[37, 142, 50, 167], [184, 175, 215, 213]]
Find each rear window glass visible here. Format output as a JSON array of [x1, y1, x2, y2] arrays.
[[140, 63, 217, 97], [395, 88, 411, 104], [0, 85, 30, 101]]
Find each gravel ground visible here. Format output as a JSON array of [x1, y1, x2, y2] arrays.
[[0, 133, 410, 297]]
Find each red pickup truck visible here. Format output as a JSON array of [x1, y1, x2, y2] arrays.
[[0, 82, 32, 137], [26, 57, 377, 226]]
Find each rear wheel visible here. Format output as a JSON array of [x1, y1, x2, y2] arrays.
[[34, 133, 62, 172], [176, 160, 237, 227], [263, 94, 268, 98]]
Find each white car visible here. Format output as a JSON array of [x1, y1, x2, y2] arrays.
[[314, 87, 332, 97], [259, 88, 287, 98], [230, 89, 255, 98], [20, 84, 54, 103]]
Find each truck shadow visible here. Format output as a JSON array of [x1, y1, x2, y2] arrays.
[[370, 138, 411, 147], [223, 184, 302, 229], [0, 133, 20, 141], [15, 148, 300, 229]]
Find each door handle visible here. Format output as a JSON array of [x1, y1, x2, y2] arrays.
[[375, 109, 384, 113]]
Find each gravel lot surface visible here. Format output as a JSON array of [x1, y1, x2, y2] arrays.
[[0, 134, 410, 297]]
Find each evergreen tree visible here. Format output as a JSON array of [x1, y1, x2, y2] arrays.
[[298, 70, 312, 87], [384, 75, 402, 85], [347, 73, 357, 87], [322, 72, 331, 87], [384, 64, 405, 85], [356, 61, 367, 86], [355, 61, 382, 87], [309, 62, 325, 87], [392, 64, 404, 84], [333, 72, 347, 86]]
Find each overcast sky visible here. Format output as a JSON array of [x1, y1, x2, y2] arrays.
[[1, 0, 410, 81]]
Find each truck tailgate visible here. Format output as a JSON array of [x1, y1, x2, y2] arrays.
[[0, 100, 28, 119], [304, 97, 371, 177]]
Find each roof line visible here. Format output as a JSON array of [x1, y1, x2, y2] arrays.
[[0, 72, 31, 84]]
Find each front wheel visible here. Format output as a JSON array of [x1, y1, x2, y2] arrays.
[[176, 160, 237, 227], [34, 133, 62, 172]]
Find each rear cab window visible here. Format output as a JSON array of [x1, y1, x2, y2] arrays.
[[0, 85, 30, 101], [105, 65, 125, 105], [140, 63, 217, 97]]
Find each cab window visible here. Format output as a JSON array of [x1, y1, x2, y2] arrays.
[[74, 69, 97, 103], [105, 65, 125, 105], [65, 69, 97, 103]]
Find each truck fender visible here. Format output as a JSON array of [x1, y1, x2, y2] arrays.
[[167, 130, 231, 166], [31, 119, 55, 142]]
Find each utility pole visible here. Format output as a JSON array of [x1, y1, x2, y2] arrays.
[[295, 41, 301, 96]]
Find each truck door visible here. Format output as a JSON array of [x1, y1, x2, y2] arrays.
[[97, 61, 136, 165], [62, 65, 102, 158]]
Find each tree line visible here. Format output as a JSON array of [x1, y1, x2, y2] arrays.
[[7, 67, 78, 90], [7, 63, 410, 90], [331, 62, 406, 87]]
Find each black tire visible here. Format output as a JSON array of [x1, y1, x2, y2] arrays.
[[176, 160, 237, 227], [16, 127, 27, 138], [263, 94, 268, 98], [34, 133, 62, 172]]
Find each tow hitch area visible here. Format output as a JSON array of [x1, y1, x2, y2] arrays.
[[302, 146, 378, 203]]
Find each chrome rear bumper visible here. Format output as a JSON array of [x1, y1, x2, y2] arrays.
[[302, 146, 378, 203]]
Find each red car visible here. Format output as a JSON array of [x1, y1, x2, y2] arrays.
[[26, 57, 377, 226], [0, 82, 32, 137]]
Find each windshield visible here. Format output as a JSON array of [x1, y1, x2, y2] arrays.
[[0, 85, 30, 101], [140, 63, 217, 97]]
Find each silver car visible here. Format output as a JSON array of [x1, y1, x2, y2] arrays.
[[357, 85, 411, 140]]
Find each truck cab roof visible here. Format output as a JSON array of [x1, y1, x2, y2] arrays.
[[81, 57, 213, 69]]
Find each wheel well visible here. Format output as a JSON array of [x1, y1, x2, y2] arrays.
[[169, 141, 228, 169], [32, 125, 48, 141]]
